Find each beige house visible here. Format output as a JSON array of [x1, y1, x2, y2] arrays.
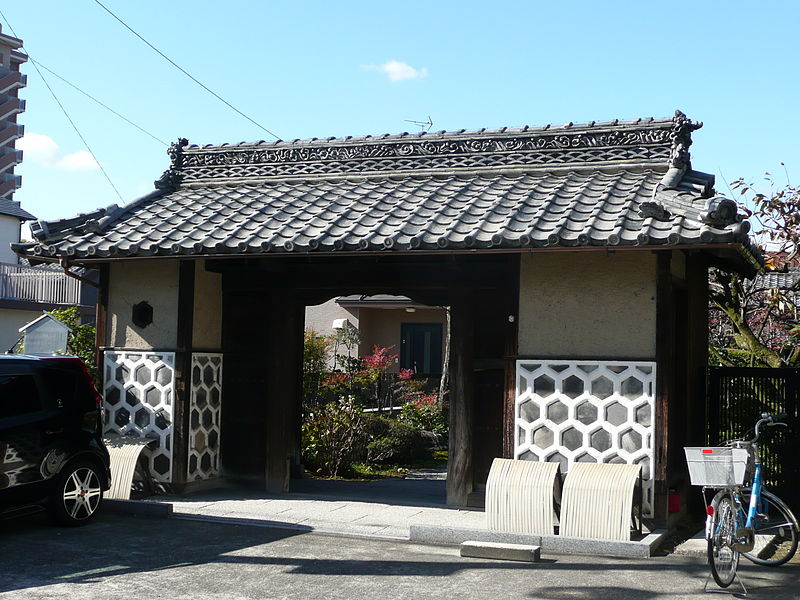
[[15, 112, 759, 522], [305, 295, 446, 374]]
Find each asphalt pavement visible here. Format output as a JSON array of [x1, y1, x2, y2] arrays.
[[2, 511, 799, 600]]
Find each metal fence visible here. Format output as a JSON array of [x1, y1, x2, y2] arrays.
[[0, 262, 81, 304], [708, 367, 800, 513]]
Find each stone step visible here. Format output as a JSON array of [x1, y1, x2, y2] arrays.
[[460, 540, 541, 562]]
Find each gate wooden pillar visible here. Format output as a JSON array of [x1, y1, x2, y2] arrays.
[[448, 298, 475, 506], [220, 274, 304, 492], [220, 274, 270, 484], [263, 288, 304, 492]]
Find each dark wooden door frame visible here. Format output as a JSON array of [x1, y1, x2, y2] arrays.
[[213, 253, 515, 506]]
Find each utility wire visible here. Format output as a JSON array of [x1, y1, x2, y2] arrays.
[[32, 59, 167, 146], [0, 10, 124, 202], [92, 0, 280, 140]]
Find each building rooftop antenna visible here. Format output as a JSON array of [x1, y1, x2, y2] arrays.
[[404, 116, 433, 132]]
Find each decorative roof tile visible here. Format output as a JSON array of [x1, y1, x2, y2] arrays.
[[16, 111, 758, 266], [754, 268, 800, 291]]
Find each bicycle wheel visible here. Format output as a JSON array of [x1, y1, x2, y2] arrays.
[[708, 492, 740, 588], [740, 489, 799, 566]]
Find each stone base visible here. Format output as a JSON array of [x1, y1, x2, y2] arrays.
[[410, 524, 668, 558], [460, 541, 541, 562]]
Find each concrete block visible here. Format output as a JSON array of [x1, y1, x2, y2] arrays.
[[104, 499, 173, 518], [460, 541, 541, 562]]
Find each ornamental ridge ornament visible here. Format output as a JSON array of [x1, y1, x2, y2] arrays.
[[181, 129, 672, 169], [669, 110, 703, 170], [170, 118, 692, 184], [154, 137, 189, 191]]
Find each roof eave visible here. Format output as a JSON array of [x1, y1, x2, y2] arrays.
[[21, 241, 761, 266]]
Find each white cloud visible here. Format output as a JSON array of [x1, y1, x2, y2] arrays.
[[17, 132, 60, 165], [56, 150, 98, 171], [17, 133, 99, 171], [363, 60, 429, 82]]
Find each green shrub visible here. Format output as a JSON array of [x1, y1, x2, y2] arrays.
[[50, 307, 98, 382], [398, 396, 449, 435], [301, 396, 364, 477], [365, 418, 429, 464], [303, 330, 332, 410]]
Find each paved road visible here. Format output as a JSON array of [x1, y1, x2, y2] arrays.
[[1, 512, 798, 600]]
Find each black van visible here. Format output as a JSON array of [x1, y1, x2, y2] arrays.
[[0, 355, 110, 525]]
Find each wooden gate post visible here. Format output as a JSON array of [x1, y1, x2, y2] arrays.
[[447, 299, 475, 506], [263, 289, 304, 492]]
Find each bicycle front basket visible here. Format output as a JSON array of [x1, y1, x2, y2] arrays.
[[683, 447, 751, 487]]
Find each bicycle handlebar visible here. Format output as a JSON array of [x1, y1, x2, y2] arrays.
[[752, 412, 790, 443]]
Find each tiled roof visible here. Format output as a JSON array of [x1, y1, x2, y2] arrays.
[[754, 268, 800, 291], [0, 199, 35, 220], [15, 111, 758, 265]]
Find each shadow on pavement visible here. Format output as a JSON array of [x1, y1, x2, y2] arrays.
[[1, 512, 798, 599]]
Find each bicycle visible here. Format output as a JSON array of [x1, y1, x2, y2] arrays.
[[684, 413, 799, 590]]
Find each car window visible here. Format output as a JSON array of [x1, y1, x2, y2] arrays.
[[0, 373, 42, 419], [38, 368, 79, 411]]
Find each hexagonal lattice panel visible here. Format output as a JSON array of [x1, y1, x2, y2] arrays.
[[104, 351, 175, 483], [187, 354, 223, 482], [515, 360, 656, 516]]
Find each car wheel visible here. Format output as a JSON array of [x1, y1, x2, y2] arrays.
[[50, 461, 104, 526]]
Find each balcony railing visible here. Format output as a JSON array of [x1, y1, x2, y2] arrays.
[[0, 261, 81, 305]]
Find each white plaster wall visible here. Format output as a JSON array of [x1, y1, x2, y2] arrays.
[[518, 251, 657, 359], [0, 214, 21, 264], [108, 260, 179, 349], [0, 308, 42, 353], [192, 260, 222, 350], [305, 298, 359, 335], [305, 299, 360, 366]]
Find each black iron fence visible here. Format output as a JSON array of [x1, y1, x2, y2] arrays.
[[708, 367, 800, 514]]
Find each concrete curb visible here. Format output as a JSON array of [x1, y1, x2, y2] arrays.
[[410, 524, 668, 558], [103, 499, 174, 518]]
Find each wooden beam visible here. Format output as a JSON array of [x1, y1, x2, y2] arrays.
[[503, 255, 520, 458], [448, 299, 475, 506], [171, 259, 196, 488], [654, 251, 674, 522], [263, 290, 304, 492], [94, 263, 109, 373], [207, 255, 511, 292], [685, 253, 709, 447]]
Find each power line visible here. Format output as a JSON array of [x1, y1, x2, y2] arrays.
[[0, 10, 124, 202], [92, 0, 280, 140], [32, 59, 167, 146]]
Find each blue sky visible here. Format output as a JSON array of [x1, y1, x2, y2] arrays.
[[4, 1, 799, 226]]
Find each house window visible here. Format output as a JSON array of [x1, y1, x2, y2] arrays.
[[400, 323, 443, 374]]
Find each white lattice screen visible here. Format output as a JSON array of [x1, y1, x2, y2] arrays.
[[515, 360, 657, 516], [103, 351, 175, 482], [187, 354, 223, 481]]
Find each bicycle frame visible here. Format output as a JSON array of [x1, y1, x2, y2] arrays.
[[743, 462, 763, 529]]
